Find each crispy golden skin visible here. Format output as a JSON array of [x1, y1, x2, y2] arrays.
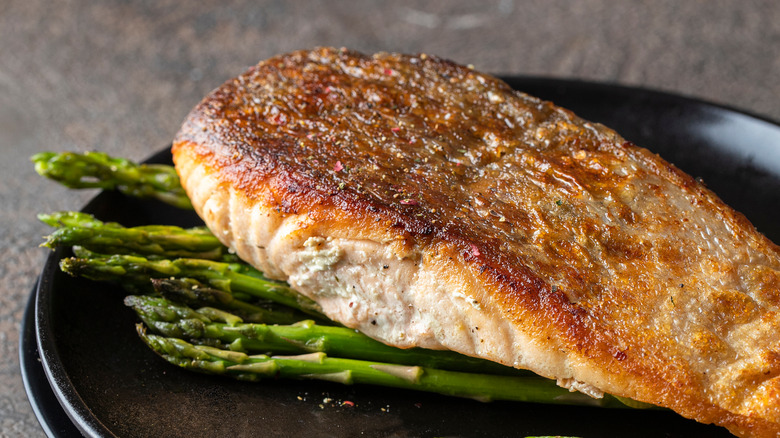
[[173, 48, 780, 437]]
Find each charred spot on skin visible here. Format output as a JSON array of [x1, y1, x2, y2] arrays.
[[371, 320, 377, 325], [614, 350, 627, 361]]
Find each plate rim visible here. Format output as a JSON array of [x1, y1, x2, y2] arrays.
[[501, 74, 780, 128], [20, 279, 83, 438]]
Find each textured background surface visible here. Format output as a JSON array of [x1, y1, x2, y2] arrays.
[[1, 1, 778, 436]]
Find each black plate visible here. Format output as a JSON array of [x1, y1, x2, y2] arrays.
[[20, 281, 83, 438], [25, 78, 780, 437]]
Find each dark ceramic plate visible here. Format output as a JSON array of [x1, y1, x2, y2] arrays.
[[23, 78, 780, 437]]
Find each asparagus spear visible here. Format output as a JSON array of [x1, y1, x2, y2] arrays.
[[60, 252, 326, 319], [137, 325, 634, 408], [151, 278, 313, 325], [31, 151, 192, 209], [38, 211, 114, 229], [40, 211, 233, 261], [126, 294, 527, 375]]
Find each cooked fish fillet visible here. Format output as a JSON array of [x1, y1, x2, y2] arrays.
[[172, 47, 780, 437]]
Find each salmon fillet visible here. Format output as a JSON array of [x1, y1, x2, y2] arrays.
[[172, 47, 780, 437]]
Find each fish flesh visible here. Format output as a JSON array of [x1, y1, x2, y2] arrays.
[[172, 47, 780, 437]]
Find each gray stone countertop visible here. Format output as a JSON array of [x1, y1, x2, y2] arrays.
[[0, 1, 777, 436]]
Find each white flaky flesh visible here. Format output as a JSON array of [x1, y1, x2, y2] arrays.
[[175, 148, 605, 399]]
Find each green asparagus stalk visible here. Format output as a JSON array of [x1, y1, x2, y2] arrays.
[[137, 325, 634, 408], [60, 252, 326, 319], [126, 294, 526, 375], [38, 211, 112, 229], [151, 278, 313, 325], [31, 151, 192, 209], [40, 211, 233, 261]]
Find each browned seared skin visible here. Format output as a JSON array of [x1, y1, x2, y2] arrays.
[[173, 48, 780, 437]]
